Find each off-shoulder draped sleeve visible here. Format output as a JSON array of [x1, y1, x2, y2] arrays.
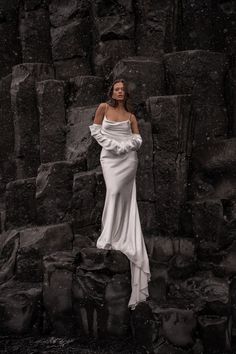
[[89, 123, 143, 154]]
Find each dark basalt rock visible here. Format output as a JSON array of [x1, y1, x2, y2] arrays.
[[36, 79, 66, 163], [43, 251, 76, 336], [198, 315, 232, 353], [5, 178, 36, 230], [19, 4, 52, 64], [0, 279, 42, 335], [112, 57, 165, 108], [0, 1, 235, 351], [164, 50, 229, 146], [0, 230, 19, 284], [36, 161, 74, 225], [0, 0, 21, 79], [11, 63, 54, 178], [16, 223, 73, 282]]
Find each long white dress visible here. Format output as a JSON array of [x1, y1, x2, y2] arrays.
[[91, 115, 151, 310]]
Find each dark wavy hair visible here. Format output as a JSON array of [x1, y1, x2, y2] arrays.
[[106, 78, 133, 113]]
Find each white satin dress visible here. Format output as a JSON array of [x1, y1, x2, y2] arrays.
[[97, 115, 151, 310]]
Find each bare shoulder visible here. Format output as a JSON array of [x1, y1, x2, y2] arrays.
[[93, 102, 107, 124], [97, 102, 107, 114]]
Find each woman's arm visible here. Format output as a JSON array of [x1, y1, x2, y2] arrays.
[[130, 113, 140, 134], [93, 102, 106, 125]]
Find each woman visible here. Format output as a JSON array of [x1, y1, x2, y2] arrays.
[[89, 79, 151, 310]]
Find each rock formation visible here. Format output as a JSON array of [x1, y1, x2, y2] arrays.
[[0, 0, 236, 353]]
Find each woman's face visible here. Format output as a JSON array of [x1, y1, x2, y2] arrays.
[[112, 82, 125, 101]]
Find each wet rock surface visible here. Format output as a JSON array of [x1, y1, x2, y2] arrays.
[[0, 0, 236, 352]]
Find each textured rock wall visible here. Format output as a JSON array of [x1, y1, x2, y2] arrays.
[[0, 0, 236, 352]]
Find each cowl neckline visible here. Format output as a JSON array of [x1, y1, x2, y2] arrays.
[[104, 115, 130, 124]]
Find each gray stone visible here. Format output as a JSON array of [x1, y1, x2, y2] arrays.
[[92, 0, 133, 16], [112, 57, 165, 107], [5, 178, 36, 230], [155, 307, 197, 347], [93, 40, 135, 79], [220, 240, 236, 275], [147, 95, 193, 154], [91, 0, 134, 44], [131, 302, 156, 354], [105, 274, 131, 336], [22, 0, 46, 11], [54, 57, 91, 80], [148, 266, 168, 303], [0, 230, 19, 284], [11, 63, 54, 179], [192, 139, 236, 202], [190, 198, 225, 243], [43, 251, 76, 336], [225, 41, 236, 140], [0, 74, 14, 160], [193, 138, 236, 176], [153, 342, 192, 354], [0, 280, 42, 335], [198, 315, 232, 352], [135, 0, 176, 56], [136, 168, 156, 202], [0, 160, 16, 208], [19, 6, 52, 63], [138, 120, 153, 170], [0, 74, 16, 202], [93, 170, 106, 226], [68, 76, 104, 108], [36, 161, 74, 225], [36, 80, 66, 163], [168, 254, 197, 280], [153, 145, 187, 236], [51, 20, 90, 61], [151, 236, 175, 262], [136, 121, 155, 201], [168, 275, 230, 315], [49, 0, 90, 27], [150, 237, 195, 263], [70, 169, 106, 232], [71, 171, 97, 229], [0, 0, 21, 79], [147, 95, 193, 236], [93, 14, 134, 41], [72, 267, 110, 337], [214, 3, 236, 55], [66, 105, 100, 169], [66, 105, 96, 157], [72, 267, 130, 338], [16, 223, 73, 282], [180, 0, 215, 50], [164, 50, 229, 105], [73, 234, 94, 252], [164, 50, 229, 145], [0, 210, 6, 233], [138, 201, 158, 232], [79, 247, 129, 273], [230, 277, 236, 333]]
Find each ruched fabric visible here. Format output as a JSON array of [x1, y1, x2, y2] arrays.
[[89, 116, 151, 310]]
